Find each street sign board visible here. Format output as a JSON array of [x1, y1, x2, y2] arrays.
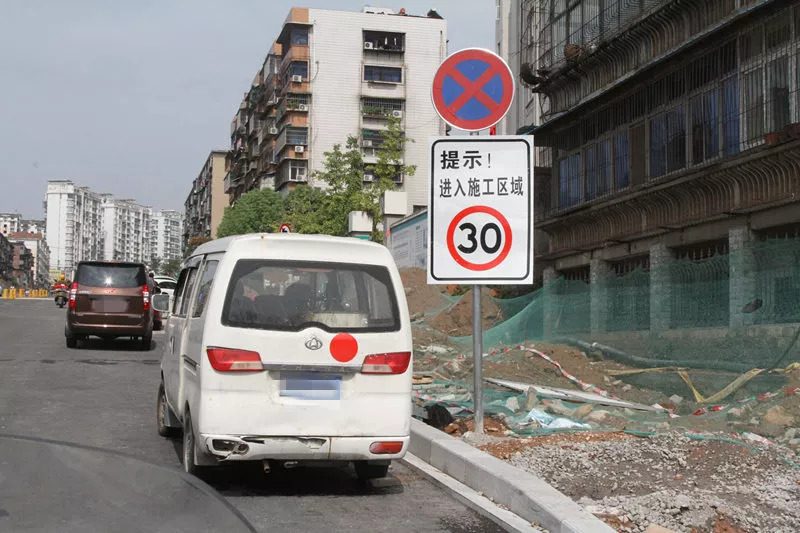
[[428, 136, 533, 284], [431, 48, 515, 132], [279, 223, 291, 233]]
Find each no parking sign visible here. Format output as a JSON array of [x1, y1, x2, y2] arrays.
[[427, 136, 533, 284]]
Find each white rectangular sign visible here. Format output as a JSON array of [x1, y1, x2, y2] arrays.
[[428, 136, 534, 285]]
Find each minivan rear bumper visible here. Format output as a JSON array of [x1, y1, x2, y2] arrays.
[[200, 434, 409, 462], [67, 321, 151, 337]]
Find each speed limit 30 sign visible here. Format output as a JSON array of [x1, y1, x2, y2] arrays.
[[428, 136, 533, 284]]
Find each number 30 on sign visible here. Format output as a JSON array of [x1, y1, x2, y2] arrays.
[[428, 136, 533, 285]]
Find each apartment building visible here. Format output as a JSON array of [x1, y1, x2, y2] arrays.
[[184, 151, 228, 246], [520, 0, 800, 332], [0, 214, 46, 237], [101, 197, 152, 263], [225, 6, 447, 215], [0, 234, 12, 285], [151, 209, 184, 263], [11, 242, 34, 288], [45, 180, 104, 273], [7, 232, 50, 287]]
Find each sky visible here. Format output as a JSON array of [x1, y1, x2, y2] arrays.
[[0, 1, 496, 219]]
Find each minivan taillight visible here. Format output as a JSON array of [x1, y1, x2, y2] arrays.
[[206, 347, 264, 372], [68, 282, 78, 309], [142, 285, 150, 311], [361, 352, 411, 374]]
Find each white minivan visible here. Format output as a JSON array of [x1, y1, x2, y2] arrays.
[[153, 234, 412, 480]]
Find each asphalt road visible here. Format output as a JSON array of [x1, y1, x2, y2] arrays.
[[0, 299, 502, 533]]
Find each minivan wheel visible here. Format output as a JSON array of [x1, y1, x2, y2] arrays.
[[66, 334, 77, 349], [140, 335, 152, 350], [182, 411, 202, 476], [354, 461, 390, 480], [156, 383, 178, 438]]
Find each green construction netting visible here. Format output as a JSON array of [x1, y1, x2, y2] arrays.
[[418, 238, 800, 402]]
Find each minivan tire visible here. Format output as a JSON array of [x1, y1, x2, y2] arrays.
[[182, 411, 203, 476], [157, 383, 178, 438], [354, 461, 390, 480], [140, 334, 152, 350], [66, 334, 77, 349]]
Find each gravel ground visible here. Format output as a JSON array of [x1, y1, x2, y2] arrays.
[[500, 431, 800, 532]]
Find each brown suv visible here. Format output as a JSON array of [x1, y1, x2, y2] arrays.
[[65, 261, 153, 349]]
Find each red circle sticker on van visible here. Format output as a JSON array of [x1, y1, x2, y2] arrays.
[[330, 333, 358, 363]]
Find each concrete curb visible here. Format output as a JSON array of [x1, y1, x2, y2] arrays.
[[409, 418, 615, 533], [403, 453, 543, 533]]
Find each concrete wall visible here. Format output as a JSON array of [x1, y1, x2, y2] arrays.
[[307, 8, 446, 213]]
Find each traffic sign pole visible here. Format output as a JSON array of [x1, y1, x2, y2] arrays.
[[430, 49, 534, 435], [472, 284, 483, 434]]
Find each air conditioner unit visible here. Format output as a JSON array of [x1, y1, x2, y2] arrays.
[[363, 139, 373, 147], [363, 174, 375, 182], [364, 42, 374, 50], [298, 104, 309, 111], [291, 75, 303, 83], [294, 170, 307, 181], [391, 110, 403, 119], [294, 145, 305, 153], [269, 127, 278, 135]]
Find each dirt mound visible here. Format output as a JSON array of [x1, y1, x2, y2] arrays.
[[399, 268, 450, 316], [428, 288, 503, 336]]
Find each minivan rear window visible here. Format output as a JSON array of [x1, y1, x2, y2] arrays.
[[222, 260, 400, 332], [76, 263, 147, 288]]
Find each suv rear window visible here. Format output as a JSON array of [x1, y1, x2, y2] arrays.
[[222, 260, 400, 332], [76, 263, 147, 288]]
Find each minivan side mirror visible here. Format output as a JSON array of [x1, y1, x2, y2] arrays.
[[152, 294, 171, 314]]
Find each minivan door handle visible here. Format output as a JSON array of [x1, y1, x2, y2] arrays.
[[182, 355, 198, 370], [169, 336, 175, 353]]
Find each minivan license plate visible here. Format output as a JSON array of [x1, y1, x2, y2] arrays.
[[280, 372, 341, 401]]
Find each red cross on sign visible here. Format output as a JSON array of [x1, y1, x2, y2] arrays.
[[431, 48, 515, 132]]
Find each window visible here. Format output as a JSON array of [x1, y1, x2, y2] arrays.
[[75, 263, 146, 288], [614, 131, 630, 188], [584, 140, 610, 200], [649, 105, 685, 178], [286, 126, 308, 145], [221, 260, 400, 332], [364, 65, 402, 83], [559, 153, 581, 208], [744, 68, 764, 143], [766, 56, 790, 132], [178, 268, 198, 316], [690, 89, 719, 164], [172, 267, 195, 315], [363, 30, 404, 52], [192, 260, 218, 318], [289, 61, 308, 79], [722, 76, 740, 155], [290, 28, 308, 46]]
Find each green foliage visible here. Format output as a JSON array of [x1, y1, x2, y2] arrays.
[[312, 136, 371, 236], [365, 115, 416, 242], [283, 185, 329, 234], [184, 236, 210, 258], [216, 188, 285, 238], [159, 258, 182, 278]]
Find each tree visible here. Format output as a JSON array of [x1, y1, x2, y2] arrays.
[[216, 188, 285, 238], [365, 115, 416, 242], [283, 185, 328, 234], [184, 236, 211, 258], [159, 258, 182, 278], [313, 136, 370, 236], [149, 257, 161, 275]]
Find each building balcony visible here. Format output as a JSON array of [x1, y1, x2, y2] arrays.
[[279, 44, 310, 73]]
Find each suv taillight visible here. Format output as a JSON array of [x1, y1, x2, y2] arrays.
[[361, 352, 411, 374], [206, 347, 264, 372], [68, 282, 78, 309], [142, 285, 150, 311]]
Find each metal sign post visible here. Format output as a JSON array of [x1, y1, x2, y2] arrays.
[[429, 48, 532, 435]]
